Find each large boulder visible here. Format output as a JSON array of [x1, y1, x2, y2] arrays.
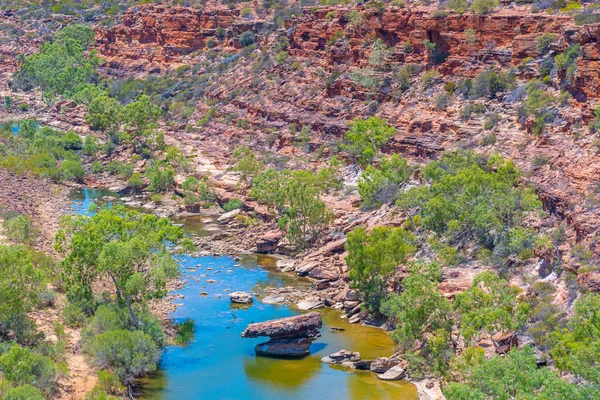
[[241, 312, 322, 357], [370, 356, 400, 373], [228, 291, 253, 304], [256, 231, 282, 253], [217, 209, 240, 223], [377, 365, 406, 381]]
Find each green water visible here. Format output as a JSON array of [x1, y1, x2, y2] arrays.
[[70, 189, 418, 400]]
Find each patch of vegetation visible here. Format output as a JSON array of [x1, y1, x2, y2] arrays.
[[341, 117, 396, 166], [358, 154, 411, 209]]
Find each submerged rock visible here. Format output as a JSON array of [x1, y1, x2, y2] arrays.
[[228, 291, 253, 304], [262, 294, 286, 304], [241, 312, 322, 357], [321, 349, 360, 365]]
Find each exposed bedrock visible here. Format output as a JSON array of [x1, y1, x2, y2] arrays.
[[241, 312, 322, 357]]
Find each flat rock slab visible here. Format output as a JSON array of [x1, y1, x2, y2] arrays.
[[241, 312, 322, 340], [377, 365, 406, 381], [321, 349, 360, 364], [262, 295, 286, 304], [296, 298, 324, 310]]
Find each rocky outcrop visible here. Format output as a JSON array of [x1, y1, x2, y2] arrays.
[[228, 291, 253, 304], [241, 312, 322, 357], [321, 349, 360, 365]]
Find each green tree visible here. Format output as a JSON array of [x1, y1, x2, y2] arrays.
[[398, 151, 541, 261], [469, 0, 499, 15], [56, 206, 183, 327], [445, 346, 600, 400], [86, 96, 123, 133], [342, 117, 396, 166], [0, 245, 47, 344], [454, 271, 529, 348], [13, 25, 100, 100], [121, 95, 161, 155], [252, 168, 334, 250], [358, 154, 411, 209], [346, 226, 416, 314], [146, 162, 175, 193], [550, 293, 600, 384], [231, 145, 264, 185], [382, 262, 454, 375]]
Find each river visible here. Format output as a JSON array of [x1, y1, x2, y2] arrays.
[[68, 189, 418, 400]]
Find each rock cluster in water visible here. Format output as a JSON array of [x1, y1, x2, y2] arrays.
[[241, 312, 322, 357]]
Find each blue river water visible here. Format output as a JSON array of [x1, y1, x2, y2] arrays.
[[69, 189, 418, 400]]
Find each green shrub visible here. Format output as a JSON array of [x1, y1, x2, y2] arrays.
[[3, 214, 35, 243], [2, 384, 45, 400], [341, 117, 396, 166], [447, 0, 469, 13], [469, 0, 499, 14], [90, 161, 104, 174], [470, 69, 516, 99], [0, 345, 57, 396], [483, 112, 500, 130], [174, 319, 195, 345], [223, 199, 244, 212], [61, 159, 85, 182], [239, 31, 255, 47], [536, 32, 557, 56], [127, 172, 145, 192], [63, 303, 86, 328], [83, 136, 100, 156], [358, 154, 411, 209], [398, 151, 541, 260], [84, 329, 161, 386], [346, 226, 416, 314]]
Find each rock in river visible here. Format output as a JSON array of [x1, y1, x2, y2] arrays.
[[321, 349, 360, 365], [377, 365, 406, 381], [241, 312, 322, 357], [228, 291, 253, 304]]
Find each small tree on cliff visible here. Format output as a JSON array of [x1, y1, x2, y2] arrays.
[[346, 226, 416, 314], [56, 206, 189, 327], [341, 117, 396, 166]]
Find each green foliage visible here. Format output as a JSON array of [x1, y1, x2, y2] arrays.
[[445, 346, 600, 400], [126, 173, 145, 192], [525, 282, 566, 350], [86, 96, 123, 133], [0, 345, 56, 396], [469, 0, 499, 14], [3, 214, 35, 244], [239, 31, 255, 47], [382, 262, 453, 375], [223, 199, 244, 212], [146, 163, 175, 193], [447, 0, 469, 14], [82, 136, 100, 157], [60, 159, 85, 182], [550, 293, 600, 384], [346, 226, 416, 314], [252, 168, 335, 250], [358, 154, 411, 209], [341, 117, 396, 166], [470, 69, 516, 99], [231, 146, 264, 184], [90, 161, 104, 174], [2, 384, 45, 400], [12, 25, 100, 101], [56, 206, 183, 327], [84, 329, 160, 387], [536, 33, 557, 56], [0, 245, 47, 344], [454, 271, 529, 343], [398, 151, 541, 261], [174, 319, 195, 346]]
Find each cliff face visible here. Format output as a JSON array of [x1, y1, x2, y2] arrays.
[[95, 4, 266, 75], [95, 5, 600, 99], [91, 5, 600, 263]]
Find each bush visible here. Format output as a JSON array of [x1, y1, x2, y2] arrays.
[[239, 31, 255, 47], [63, 303, 86, 328], [83, 136, 100, 156], [3, 214, 35, 243], [341, 117, 396, 166], [470, 0, 499, 14], [0, 345, 57, 396], [471, 69, 516, 99], [90, 161, 104, 174], [223, 199, 244, 212], [483, 112, 500, 130], [106, 161, 133, 179], [146, 163, 175, 193], [358, 154, 411, 209], [126, 172, 145, 192], [84, 329, 161, 386], [174, 319, 195, 345], [398, 151, 541, 260], [536, 32, 557, 56], [346, 226, 416, 314], [2, 384, 45, 400], [61, 159, 85, 182]]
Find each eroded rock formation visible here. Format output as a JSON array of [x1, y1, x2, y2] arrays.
[[241, 312, 322, 357]]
